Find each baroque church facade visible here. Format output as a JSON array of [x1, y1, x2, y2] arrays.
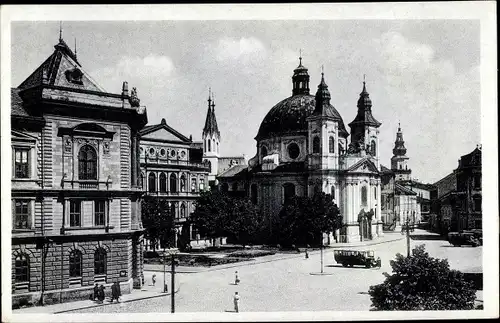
[[11, 36, 147, 306], [218, 58, 384, 243]]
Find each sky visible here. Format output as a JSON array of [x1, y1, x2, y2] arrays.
[[10, 20, 481, 184]]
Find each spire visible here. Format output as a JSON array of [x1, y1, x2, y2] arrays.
[[393, 123, 407, 156], [202, 89, 220, 139], [74, 38, 77, 59], [349, 79, 381, 128], [292, 53, 310, 96], [59, 21, 62, 42]]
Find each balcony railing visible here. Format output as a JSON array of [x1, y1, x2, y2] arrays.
[[62, 179, 112, 190], [142, 156, 210, 170]]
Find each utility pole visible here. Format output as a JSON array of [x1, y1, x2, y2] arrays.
[[163, 247, 167, 293], [320, 233, 324, 274], [171, 252, 175, 313], [405, 214, 411, 257]]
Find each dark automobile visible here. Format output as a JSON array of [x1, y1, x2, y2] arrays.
[[462, 229, 483, 246], [448, 232, 481, 247], [334, 250, 381, 268]]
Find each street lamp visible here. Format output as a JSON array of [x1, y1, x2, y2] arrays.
[[165, 246, 179, 313]]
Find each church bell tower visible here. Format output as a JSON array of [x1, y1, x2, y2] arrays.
[[202, 89, 220, 184]]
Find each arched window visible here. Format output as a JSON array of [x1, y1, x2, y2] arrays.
[[232, 182, 238, 191], [199, 179, 205, 191], [204, 140, 206, 152], [329, 136, 335, 153], [148, 173, 156, 193], [208, 139, 211, 152], [283, 183, 296, 204], [331, 185, 335, 199], [140, 172, 145, 189], [313, 136, 320, 153], [159, 172, 167, 193], [180, 203, 186, 218], [212, 139, 215, 152], [15, 253, 29, 282], [361, 186, 367, 206], [261, 146, 268, 158], [170, 202, 177, 219], [374, 186, 377, 199], [69, 250, 82, 277], [251, 184, 258, 204], [221, 183, 229, 192], [94, 248, 106, 275], [217, 142, 219, 154], [170, 173, 177, 193], [180, 175, 186, 192], [191, 178, 197, 192], [78, 145, 97, 180], [370, 140, 377, 156]]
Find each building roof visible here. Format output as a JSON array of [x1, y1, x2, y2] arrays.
[[11, 88, 29, 116], [394, 183, 417, 196], [380, 164, 393, 173], [217, 165, 248, 178], [255, 94, 348, 140], [458, 146, 482, 169], [139, 118, 191, 143]]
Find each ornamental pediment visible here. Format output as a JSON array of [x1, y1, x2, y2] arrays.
[[346, 158, 379, 174]]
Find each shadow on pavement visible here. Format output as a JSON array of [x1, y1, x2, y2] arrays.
[[410, 234, 447, 241]]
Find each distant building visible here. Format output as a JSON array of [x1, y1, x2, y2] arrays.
[[11, 37, 147, 307], [201, 91, 246, 187], [138, 118, 211, 250], [381, 125, 428, 227], [430, 145, 482, 234], [217, 58, 384, 243]]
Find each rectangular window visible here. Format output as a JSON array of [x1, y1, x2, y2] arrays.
[[70, 200, 81, 227], [13, 200, 30, 229], [474, 198, 482, 212], [474, 174, 481, 189], [94, 200, 106, 226], [14, 149, 29, 178]]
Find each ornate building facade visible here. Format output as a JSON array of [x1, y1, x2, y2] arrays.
[[138, 118, 211, 249], [11, 37, 147, 307], [217, 59, 384, 243]]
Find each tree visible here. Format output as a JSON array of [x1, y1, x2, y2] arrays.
[[226, 198, 264, 247], [190, 190, 232, 245], [277, 192, 341, 247], [141, 197, 175, 251], [368, 245, 476, 310]]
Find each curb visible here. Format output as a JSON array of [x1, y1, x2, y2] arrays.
[[52, 292, 171, 314]]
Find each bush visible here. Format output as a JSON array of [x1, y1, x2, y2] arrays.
[[229, 250, 275, 258], [368, 245, 476, 310]]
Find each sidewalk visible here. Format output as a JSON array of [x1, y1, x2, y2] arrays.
[[12, 288, 171, 314], [144, 231, 405, 274]]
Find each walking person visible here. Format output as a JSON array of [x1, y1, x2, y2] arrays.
[[233, 292, 240, 313], [98, 284, 105, 303], [234, 271, 240, 285], [152, 274, 157, 287], [110, 282, 117, 303]]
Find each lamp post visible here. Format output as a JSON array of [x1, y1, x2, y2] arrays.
[[166, 245, 179, 313], [405, 213, 411, 257], [320, 232, 324, 274], [163, 247, 167, 293]]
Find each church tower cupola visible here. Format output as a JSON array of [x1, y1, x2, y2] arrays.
[[314, 69, 331, 114], [292, 53, 310, 96], [392, 123, 407, 156], [348, 80, 381, 145]]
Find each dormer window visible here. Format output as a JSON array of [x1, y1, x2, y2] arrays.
[[65, 68, 83, 85]]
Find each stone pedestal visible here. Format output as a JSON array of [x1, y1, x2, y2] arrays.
[[344, 223, 361, 243]]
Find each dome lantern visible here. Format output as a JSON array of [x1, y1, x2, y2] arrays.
[[292, 53, 310, 96]]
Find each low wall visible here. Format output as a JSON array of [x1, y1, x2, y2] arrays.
[[12, 279, 133, 309]]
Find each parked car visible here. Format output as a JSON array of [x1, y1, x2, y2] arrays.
[[448, 232, 481, 247], [334, 250, 381, 268], [462, 229, 483, 246]]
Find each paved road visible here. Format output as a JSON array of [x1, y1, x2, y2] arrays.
[[69, 230, 481, 313]]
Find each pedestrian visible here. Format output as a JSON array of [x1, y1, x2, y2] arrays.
[[305, 248, 309, 259], [98, 284, 105, 303], [152, 274, 156, 287], [110, 282, 117, 303], [93, 283, 99, 301], [234, 271, 240, 285], [233, 292, 240, 313]]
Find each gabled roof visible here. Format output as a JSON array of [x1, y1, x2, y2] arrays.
[[347, 157, 379, 174], [394, 183, 417, 195], [217, 165, 248, 178], [18, 38, 104, 92], [139, 118, 191, 143]]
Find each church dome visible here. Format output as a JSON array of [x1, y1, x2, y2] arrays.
[[255, 94, 348, 140]]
